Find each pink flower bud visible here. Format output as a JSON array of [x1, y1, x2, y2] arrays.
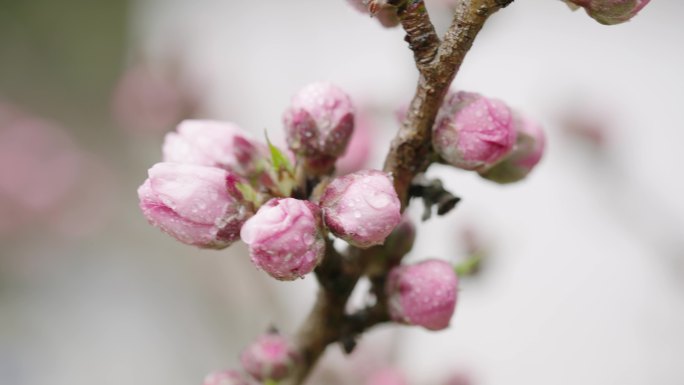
[[386, 259, 458, 331], [567, 0, 650, 25], [320, 170, 401, 248], [283, 82, 355, 171], [433, 91, 516, 171], [240, 332, 300, 381], [202, 370, 254, 385], [366, 367, 408, 385], [138, 162, 252, 249], [162, 120, 265, 177], [478, 115, 546, 184], [240, 198, 325, 280], [347, 0, 401, 28]]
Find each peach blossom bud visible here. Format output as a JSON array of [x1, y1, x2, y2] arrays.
[[202, 370, 254, 385], [240, 332, 300, 381], [138, 163, 252, 249], [567, 0, 650, 25], [321, 170, 401, 248], [478, 115, 546, 184], [386, 259, 458, 331], [162, 120, 265, 177], [347, 0, 400, 28], [366, 367, 408, 385], [283, 82, 355, 171], [433, 91, 516, 171], [240, 198, 325, 280]]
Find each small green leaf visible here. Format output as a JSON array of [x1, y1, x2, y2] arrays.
[[263, 380, 278, 385], [265, 133, 293, 174], [236, 182, 258, 205], [454, 252, 482, 277]]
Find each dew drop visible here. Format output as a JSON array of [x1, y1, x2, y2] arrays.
[[365, 193, 390, 209]]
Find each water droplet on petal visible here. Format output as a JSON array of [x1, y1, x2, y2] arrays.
[[365, 192, 390, 209]]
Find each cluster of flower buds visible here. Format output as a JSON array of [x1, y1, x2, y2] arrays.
[[432, 91, 546, 184], [240, 169, 400, 280], [563, 0, 651, 25], [139, 82, 403, 281]]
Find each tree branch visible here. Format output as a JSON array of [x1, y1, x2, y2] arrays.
[[283, 243, 389, 385], [282, 1, 513, 383], [384, 0, 513, 208]]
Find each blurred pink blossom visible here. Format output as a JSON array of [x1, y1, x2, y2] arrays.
[[111, 65, 194, 134], [0, 102, 116, 238], [0, 115, 82, 213], [366, 367, 408, 385], [336, 113, 374, 175]]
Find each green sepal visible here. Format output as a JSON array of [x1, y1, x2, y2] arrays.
[[454, 252, 483, 277], [236, 182, 258, 206], [266, 133, 294, 175]]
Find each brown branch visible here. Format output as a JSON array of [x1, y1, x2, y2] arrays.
[[384, 0, 513, 208], [393, 0, 441, 71], [282, 1, 514, 384], [283, 243, 389, 385]]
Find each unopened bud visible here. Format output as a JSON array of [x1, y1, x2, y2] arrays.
[[240, 198, 325, 280], [163, 120, 265, 177], [283, 82, 355, 173], [433, 91, 516, 171], [240, 332, 300, 381], [566, 0, 650, 25], [479, 115, 546, 184], [347, 0, 401, 28], [138, 163, 252, 249], [386, 259, 458, 331], [202, 370, 255, 385], [321, 170, 401, 248]]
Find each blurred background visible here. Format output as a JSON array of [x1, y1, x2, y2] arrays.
[[1, 1, 683, 384]]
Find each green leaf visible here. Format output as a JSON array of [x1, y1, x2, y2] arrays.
[[236, 182, 258, 205], [454, 252, 482, 277], [265, 133, 293, 174]]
